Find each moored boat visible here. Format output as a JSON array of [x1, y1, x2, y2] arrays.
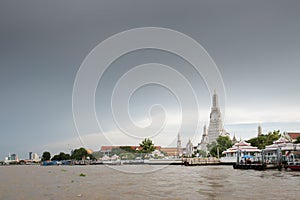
[[284, 151, 300, 171]]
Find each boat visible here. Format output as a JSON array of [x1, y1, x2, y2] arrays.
[[284, 151, 300, 171], [41, 161, 59, 166]]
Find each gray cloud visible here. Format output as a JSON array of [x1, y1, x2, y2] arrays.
[[0, 0, 300, 159]]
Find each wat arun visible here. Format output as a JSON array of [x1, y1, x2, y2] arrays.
[[198, 91, 228, 151]]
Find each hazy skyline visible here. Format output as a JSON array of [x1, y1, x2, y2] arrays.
[[1, 1, 300, 159]]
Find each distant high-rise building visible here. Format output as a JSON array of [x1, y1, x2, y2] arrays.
[[32, 153, 40, 162], [29, 152, 33, 160], [10, 153, 18, 161], [207, 90, 227, 144]]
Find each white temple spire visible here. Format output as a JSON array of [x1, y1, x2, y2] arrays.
[[212, 90, 218, 108], [258, 125, 262, 136], [207, 90, 226, 144]]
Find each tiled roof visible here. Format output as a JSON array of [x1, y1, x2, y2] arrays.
[[100, 146, 119, 151], [287, 132, 300, 139], [274, 137, 289, 144], [235, 140, 251, 147]]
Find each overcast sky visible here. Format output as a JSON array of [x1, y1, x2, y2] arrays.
[[1, 0, 300, 159]]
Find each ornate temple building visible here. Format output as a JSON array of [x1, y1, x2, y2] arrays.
[[198, 91, 228, 152], [207, 90, 228, 143]]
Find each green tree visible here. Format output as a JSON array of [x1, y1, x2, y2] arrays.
[[217, 136, 233, 154], [51, 152, 71, 161], [197, 150, 207, 157], [89, 154, 97, 160], [207, 141, 217, 157], [247, 130, 281, 149], [120, 146, 137, 153], [139, 138, 156, 153], [110, 147, 124, 156], [71, 148, 89, 160], [41, 151, 51, 161], [208, 136, 233, 158]]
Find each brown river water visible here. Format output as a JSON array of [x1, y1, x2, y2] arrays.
[[0, 165, 299, 200]]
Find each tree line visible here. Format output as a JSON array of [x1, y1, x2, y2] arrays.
[[41, 147, 96, 161], [41, 138, 156, 161]]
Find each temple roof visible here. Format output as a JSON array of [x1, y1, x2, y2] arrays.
[[273, 136, 289, 144], [235, 140, 251, 147], [222, 140, 260, 154]]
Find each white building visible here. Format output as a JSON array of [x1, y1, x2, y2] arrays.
[[32, 153, 40, 162], [220, 140, 261, 163], [265, 136, 300, 151]]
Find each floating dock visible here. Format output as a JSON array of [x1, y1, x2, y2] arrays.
[[233, 148, 282, 170]]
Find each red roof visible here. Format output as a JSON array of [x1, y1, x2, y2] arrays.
[[100, 146, 119, 151], [287, 133, 300, 139]]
